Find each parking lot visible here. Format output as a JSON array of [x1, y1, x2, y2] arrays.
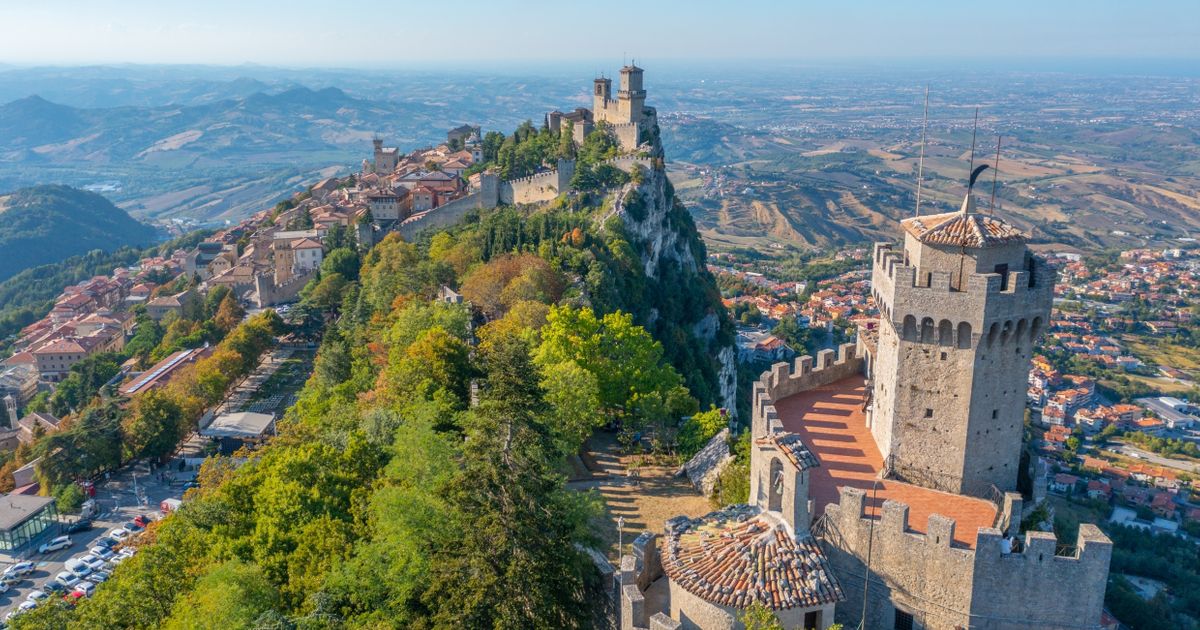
[[0, 460, 190, 621]]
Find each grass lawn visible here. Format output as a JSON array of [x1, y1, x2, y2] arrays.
[[1048, 495, 1110, 542], [1124, 335, 1200, 373]]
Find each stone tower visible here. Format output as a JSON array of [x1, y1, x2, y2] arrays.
[[592, 76, 612, 116], [868, 179, 1052, 497], [3, 394, 16, 430], [617, 64, 645, 123]]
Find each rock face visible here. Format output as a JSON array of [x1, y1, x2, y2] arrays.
[[682, 428, 734, 495], [610, 159, 737, 413]]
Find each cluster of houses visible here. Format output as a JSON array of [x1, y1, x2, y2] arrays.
[[1046, 449, 1197, 536], [0, 126, 492, 456], [712, 250, 876, 364]]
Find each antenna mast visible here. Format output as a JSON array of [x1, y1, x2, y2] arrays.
[[967, 106, 979, 191], [914, 85, 929, 217], [989, 135, 1002, 214]]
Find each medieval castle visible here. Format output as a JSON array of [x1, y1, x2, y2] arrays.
[[618, 178, 1113, 629]]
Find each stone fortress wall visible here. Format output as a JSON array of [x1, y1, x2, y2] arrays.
[[750, 344, 1113, 630], [618, 532, 682, 630], [396, 155, 655, 239], [823, 486, 1111, 630]]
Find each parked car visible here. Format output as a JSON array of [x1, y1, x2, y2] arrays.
[[89, 571, 109, 584], [16, 601, 36, 612], [107, 529, 129, 541], [121, 522, 144, 534], [133, 514, 153, 527], [78, 554, 105, 571], [72, 581, 95, 597], [3, 561, 35, 578], [26, 590, 47, 603], [0, 582, 8, 594], [38, 536, 71, 554], [63, 518, 93, 534], [42, 582, 67, 596], [90, 546, 115, 560], [63, 559, 91, 579], [54, 571, 80, 588], [95, 536, 119, 549]]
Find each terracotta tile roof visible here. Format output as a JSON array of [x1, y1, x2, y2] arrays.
[[755, 432, 818, 471], [662, 505, 843, 611], [900, 204, 1025, 248]]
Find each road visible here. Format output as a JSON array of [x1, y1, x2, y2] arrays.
[[0, 462, 188, 622], [1108, 442, 1200, 474]]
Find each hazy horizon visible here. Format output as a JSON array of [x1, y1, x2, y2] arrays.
[[1, 0, 1196, 69]]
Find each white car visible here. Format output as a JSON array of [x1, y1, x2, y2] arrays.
[[72, 581, 95, 598], [17, 601, 36, 612], [108, 529, 130, 541], [89, 571, 109, 584], [26, 590, 47, 602], [0, 581, 8, 594], [90, 546, 115, 560], [55, 571, 81, 588], [3, 561, 35, 578], [38, 536, 71, 554], [78, 554, 105, 571], [64, 558, 92, 579]]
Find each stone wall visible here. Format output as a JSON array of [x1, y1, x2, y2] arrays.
[[396, 192, 482, 240], [682, 428, 733, 496], [253, 268, 315, 308], [822, 486, 1112, 630], [500, 158, 575, 205], [618, 533, 681, 630], [751, 343, 863, 438]]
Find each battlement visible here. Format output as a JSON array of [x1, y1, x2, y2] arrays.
[[752, 343, 862, 438], [823, 486, 1112, 629], [618, 533, 681, 630], [872, 242, 1053, 345]]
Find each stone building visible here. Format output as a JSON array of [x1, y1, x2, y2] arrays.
[[547, 64, 657, 152], [623, 180, 1112, 629]]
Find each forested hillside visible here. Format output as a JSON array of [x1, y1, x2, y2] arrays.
[[0, 185, 159, 282], [13, 121, 734, 629]]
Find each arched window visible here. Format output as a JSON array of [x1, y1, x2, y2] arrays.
[[1030, 316, 1043, 341], [920, 317, 936, 343], [938, 320, 953, 346], [1015, 319, 1028, 344], [957, 322, 973, 349], [768, 458, 784, 512], [903, 315, 917, 340], [987, 322, 999, 348], [1000, 320, 1014, 345]]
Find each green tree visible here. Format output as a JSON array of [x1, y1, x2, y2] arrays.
[[161, 560, 282, 630], [540, 359, 601, 456]]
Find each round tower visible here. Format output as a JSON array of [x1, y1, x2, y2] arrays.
[[867, 188, 1052, 497]]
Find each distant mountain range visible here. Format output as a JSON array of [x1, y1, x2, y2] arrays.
[[0, 185, 159, 282]]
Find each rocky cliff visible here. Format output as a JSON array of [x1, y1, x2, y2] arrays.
[[605, 155, 738, 413]]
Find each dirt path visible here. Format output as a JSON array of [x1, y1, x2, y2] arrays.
[[570, 432, 712, 561]]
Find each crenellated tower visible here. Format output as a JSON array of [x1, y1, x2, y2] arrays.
[[868, 182, 1052, 497]]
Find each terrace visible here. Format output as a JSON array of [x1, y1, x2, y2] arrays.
[[775, 375, 997, 549]]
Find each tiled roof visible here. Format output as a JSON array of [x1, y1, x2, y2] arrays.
[[900, 199, 1025, 248], [755, 432, 819, 471], [662, 505, 843, 611]]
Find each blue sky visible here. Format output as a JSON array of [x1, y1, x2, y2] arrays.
[[0, 0, 1196, 67]]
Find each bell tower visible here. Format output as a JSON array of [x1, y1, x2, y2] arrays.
[[868, 167, 1052, 497], [593, 76, 612, 117]]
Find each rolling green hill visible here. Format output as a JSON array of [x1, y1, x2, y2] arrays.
[[0, 184, 159, 282]]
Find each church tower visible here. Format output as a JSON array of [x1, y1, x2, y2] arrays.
[[617, 64, 645, 124], [867, 170, 1052, 497]]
